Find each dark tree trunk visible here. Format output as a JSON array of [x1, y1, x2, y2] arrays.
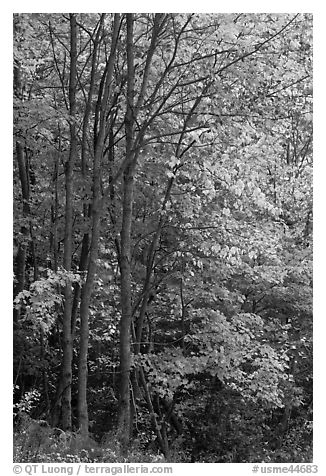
[[13, 17, 30, 323], [77, 13, 120, 438], [14, 141, 30, 323], [118, 163, 136, 450], [118, 13, 136, 452], [117, 13, 167, 451], [50, 152, 59, 272], [60, 13, 77, 431]]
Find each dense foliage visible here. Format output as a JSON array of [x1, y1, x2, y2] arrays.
[[13, 13, 312, 463]]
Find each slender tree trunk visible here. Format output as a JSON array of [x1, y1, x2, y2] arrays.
[[60, 13, 77, 431], [119, 162, 136, 450], [71, 16, 105, 340], [77, 145, 103, 437], [14, 141, 30, 323], [118, 13, 136, 452], [50, 151, 59, 271], [139, 368, 169, 457], [14, 17, 30, 323], [77, 13, 120, 438], [117, 14, 168, 450], [71, 233, 89, 339]]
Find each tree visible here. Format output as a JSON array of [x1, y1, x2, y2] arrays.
[[13, 13, 312, 463], [78, 13, 121, 438]]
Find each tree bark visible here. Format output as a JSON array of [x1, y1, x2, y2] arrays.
[[14, 142, 30, 311], [60, 13, 77, 431], [118, 162, 135, 450], [77, 13, 120, 438], [13, 16, 30, 323], [118, 14, 168, 450], [118, 13, 136, 452], [71, 15, 106, 340]]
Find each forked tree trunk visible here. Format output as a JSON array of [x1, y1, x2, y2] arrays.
[[77, 13, 120, 438], [118, 13, 167, 451], [71, 15, 106, 341]]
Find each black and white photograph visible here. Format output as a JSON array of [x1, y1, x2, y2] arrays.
[[12, 10, 314, 469]]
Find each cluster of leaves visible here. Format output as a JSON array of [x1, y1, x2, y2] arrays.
[[14, 269, 82, 333]]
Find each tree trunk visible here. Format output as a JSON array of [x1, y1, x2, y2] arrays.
[[139, 367, 169, 457], [118, 13, 135, 452], [60, 13, 77, 431], [50, 151, 59, 271], [71, 231, 89, 339], [77, 150, 102, 437], [118, 163, 136, 450], [117, 13, 167, 450], [71, 15, 106, 340], [13, 17, 30, 323], [77, 13, 120, 438], [14, 141, 30, 323]]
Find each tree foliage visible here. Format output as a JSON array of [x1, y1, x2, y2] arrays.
[[13, 12, 312, 463]]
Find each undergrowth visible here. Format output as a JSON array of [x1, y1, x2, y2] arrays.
[[13, 413, 166, 463]]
